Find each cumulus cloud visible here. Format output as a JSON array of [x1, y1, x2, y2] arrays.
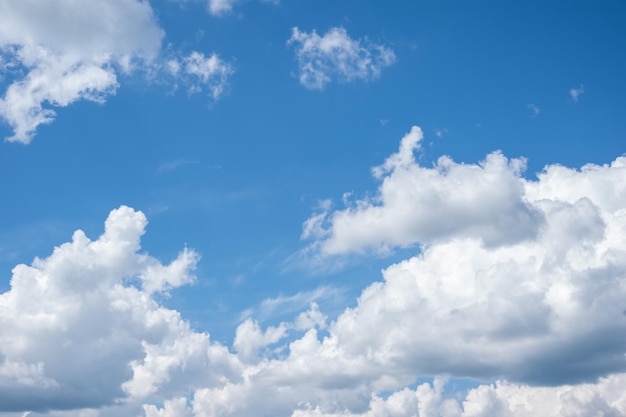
[[0, 0, 163, 143], [176, 129, 626, 415], [3, 127, 626, 416], [0, 0, 233, 144], [287, 27, 396, 90], [0, 206, 217, 412], [304, 126, 543, 255], [291, 375, 626, 417]]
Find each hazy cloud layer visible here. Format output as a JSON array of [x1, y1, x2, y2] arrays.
[[287, 27, 396, 90], [2, 127, 626, 416]]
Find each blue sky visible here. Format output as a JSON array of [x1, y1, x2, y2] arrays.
[[1, 1, 626, 416]]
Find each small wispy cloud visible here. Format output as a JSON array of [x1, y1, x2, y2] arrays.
[[527, 103, 540, 118], [287, 26, 396, 90], [166, 51, 234, 100], [569, 84, 585, 103]]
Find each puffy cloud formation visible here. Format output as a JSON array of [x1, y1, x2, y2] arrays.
[[291, 374, 626, 417], [287, 27, 396, 90], [0, 206, 210, 412], [305, 126, 544, 254], [0, 0, 162, 143], [0, 0, 232, 144], [3, 125, 626, 415]]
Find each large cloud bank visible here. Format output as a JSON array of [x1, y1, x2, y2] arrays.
[[2, 126, 626, 416], [0, 0, 231, 144]]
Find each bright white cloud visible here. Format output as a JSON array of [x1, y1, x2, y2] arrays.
[[569, 84, 585, 103], [304, 126, 543, 255], [294, 126, 626, 384], [0, 0, 163, 144], [0, 206, 224, 413], [0, 1, 233, 144], [287, 27, 396, 90]]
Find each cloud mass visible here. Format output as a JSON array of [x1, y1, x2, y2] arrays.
[[2, 126, 626, 416]]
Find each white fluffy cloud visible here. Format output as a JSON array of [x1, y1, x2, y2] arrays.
[[291, 375, 626, 417], [0, 0, 163, 143], [0, 0, 233, 144], [2, 125, 626, 415], [151, 125, 626, 416], [305, 126, 543, 255], [0, 206, 222, 412], [287, 27, 396, 90], [296, 127, 626, 385]]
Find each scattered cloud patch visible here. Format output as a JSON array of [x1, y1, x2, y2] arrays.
[[166, 51, 233, 99], [287, 27, 396, 90], [569, 84, 585, 103]]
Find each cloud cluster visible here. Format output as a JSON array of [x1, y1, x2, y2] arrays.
[[2, 125, 626, 416], [0, 0, 233, 144], [287, 27, 396, 90]]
